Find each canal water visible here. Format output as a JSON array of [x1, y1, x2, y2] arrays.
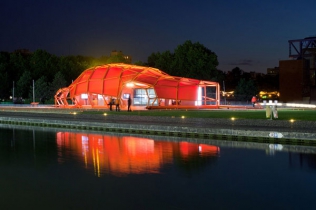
[[0, 124, 316, 210]]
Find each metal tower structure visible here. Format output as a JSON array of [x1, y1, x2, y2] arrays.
[[289, 37, 316, 59], [288, 36, 316, 86]]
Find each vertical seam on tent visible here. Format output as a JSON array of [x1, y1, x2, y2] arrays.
[[86, 67, 95, 93], [116, 65, 125, 98], [102, 66, 110, 95]]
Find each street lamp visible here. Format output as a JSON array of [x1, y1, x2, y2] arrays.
[[33, 80, 35, 102], [12, 81, 15, 103]]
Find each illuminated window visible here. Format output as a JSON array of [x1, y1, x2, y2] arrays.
[[195, 87, 202, 105], [133, 89, 157, 105], [123, 93, 130, 99]]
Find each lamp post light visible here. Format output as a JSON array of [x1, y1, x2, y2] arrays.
[[33, 80, 35, 102], [223, 81, 226, 105], [12, 81, 15, 103]]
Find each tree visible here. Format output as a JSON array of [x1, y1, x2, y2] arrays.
[[30, 49, 59, 80], [234, 78, 258, 102], [256, 74, 279, 91], [147, 51, 174, 73], [0, 52, 11, 99], [0, 72, 9, 99], [211, 69, 226, 83], [172, 40, 218, 80], [147, 40, 219, 80], [134, 60, 146, 66], [29, 76, 49, 103], [49, 71, 67, 99], [106, 54, 127, 64], [57, 55, 89, 84], [16, 71, 32, 99], [9, 51, 31, 82], [225, 67, 243, 91]]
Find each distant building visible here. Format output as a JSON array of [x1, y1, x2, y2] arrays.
[[249, 71, 265, 79], [279, 59, 310, 103], [267, 67, 279, 76], [110, 50, 132, 63], [279, 36, 316, 103]]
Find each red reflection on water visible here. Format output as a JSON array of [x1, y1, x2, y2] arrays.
[[179, 142, 220, 158], [56, 132, 219, 176]]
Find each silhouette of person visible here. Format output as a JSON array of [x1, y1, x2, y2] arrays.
[[251, 96, 257, 107], [109, 97, 113, 111], [127, 96, 132, 112], [115, 98, 120, 111]]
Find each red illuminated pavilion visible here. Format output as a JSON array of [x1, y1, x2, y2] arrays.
[[54, 63, 220, 109]]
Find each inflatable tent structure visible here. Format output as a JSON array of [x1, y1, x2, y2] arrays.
[[54, 63, 220, 109]]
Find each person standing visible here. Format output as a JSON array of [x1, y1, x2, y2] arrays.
[[251, 96, 257, 107], [109, 97, 113, 111], [127, 96, 132, 112], [115, 98, 120, 111]]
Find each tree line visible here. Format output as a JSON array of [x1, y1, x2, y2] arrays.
[[145, 40, 278, 102], [0, 49, 128, 103], [0, 41, 278, 103]]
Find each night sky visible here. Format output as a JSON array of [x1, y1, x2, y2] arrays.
[[1, 0, 315, 73]]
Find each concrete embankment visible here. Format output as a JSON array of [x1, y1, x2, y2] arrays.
[[0, 108, 315, 146]]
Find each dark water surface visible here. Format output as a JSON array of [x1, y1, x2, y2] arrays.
[[0, 125, 316, 210]]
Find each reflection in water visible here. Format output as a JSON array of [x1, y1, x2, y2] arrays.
[[2, 126, 316, 209], [266, 144, 284, 156], [56, 132, 220, 177]]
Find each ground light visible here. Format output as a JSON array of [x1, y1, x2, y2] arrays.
[[181, 116, 185, 119], [231, 117, 235, 121], [290, 119, 295, 123], [103, 113, 107, 116]]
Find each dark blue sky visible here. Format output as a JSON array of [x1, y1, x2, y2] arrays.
[[1, 0, 315, 73]]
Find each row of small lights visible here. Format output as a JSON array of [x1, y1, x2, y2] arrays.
[[71, 112, 108, 116], [230, 116, 295, 123], [70, 112, 296, 123]]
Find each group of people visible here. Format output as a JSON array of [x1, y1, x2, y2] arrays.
[[109, 96, 132, 112]]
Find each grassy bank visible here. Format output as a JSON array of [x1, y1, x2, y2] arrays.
[[79, 109, 316, 121]]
